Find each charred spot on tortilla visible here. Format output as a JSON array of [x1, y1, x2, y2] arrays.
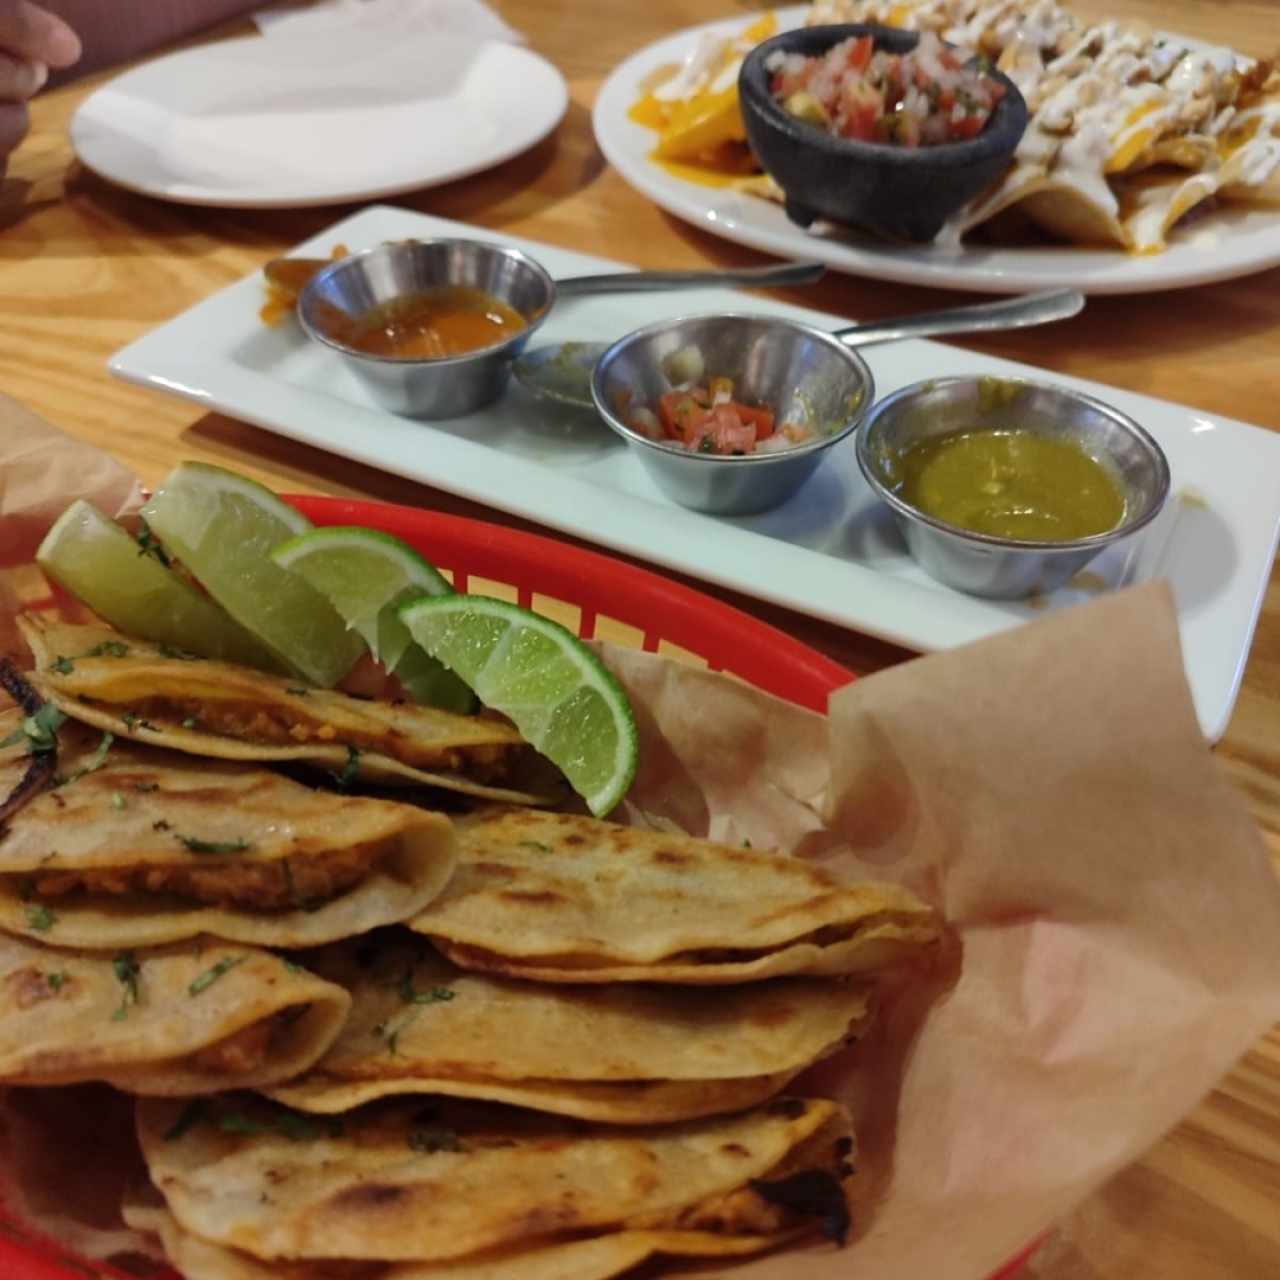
[[749, 1169, 852, 1245], [332, 1182, 410, 1211], [653, 849, 693, 867]]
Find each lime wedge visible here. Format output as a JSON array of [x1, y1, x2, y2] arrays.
[[35, 499, 286, 671], [140, 463, 365, 687], [399, 595, 638, 816], [270, 526, 474, 713]]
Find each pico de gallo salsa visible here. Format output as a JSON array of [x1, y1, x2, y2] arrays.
[[621, 360, 814, 456], [766, 32, 1007, 147]]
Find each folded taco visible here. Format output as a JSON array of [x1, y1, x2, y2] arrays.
[[123, 1201, 822, 1280], [410, 807, 939, 983], [136, 1093, 856, 1266], [19, 617, 549, 805], [265, 931, 873, 1124], [0, 712, 456, 949], [0, 932, 349, 1095]]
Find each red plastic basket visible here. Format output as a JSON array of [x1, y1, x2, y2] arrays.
[[0, 497, 1039, 1280]]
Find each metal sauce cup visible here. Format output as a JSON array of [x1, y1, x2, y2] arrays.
[[298, 239, 555, 419], [591, 312, 875, 516], [856, 376, 1171, 599]]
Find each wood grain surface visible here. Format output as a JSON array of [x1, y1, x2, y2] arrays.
[[1, 1, 1279, 1275]]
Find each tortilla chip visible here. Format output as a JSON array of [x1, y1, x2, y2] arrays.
[[136, 1093, 855, 1264], [0, 933, 348, 1094], [264, 931, 873, 1123], [410, 807, 938, 984], [18, 616, 549, 806], [0, 712, 457, 949], [1119, 168, 1220, 252], [124, 1203, 792, 1280]]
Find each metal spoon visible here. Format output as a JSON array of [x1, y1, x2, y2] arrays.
[[513, 288, 1086, 411], [264, 254, 825, 307]]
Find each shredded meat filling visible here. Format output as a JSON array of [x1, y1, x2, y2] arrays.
[[5, 966, 69, 1009], [28, 840, 390, 913], [119, 696, 513, 778], [186, 1006, 307, 1075], [645, 1185, 793, 1237]]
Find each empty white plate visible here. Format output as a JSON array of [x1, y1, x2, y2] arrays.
[[70, 27, 568, 208]]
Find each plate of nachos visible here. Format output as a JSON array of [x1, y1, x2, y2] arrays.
[[594, 2, 1280, 292]]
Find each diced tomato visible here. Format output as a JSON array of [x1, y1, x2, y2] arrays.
[[846, 34, 874, 73], [950, 113, 986, 141], [735, 404, 775, 439], [839, 80, 883, 141], [658, 391, 709, 441], [706, 404, 758, 455]]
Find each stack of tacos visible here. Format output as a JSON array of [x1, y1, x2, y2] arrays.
[[2, 611, 942, 1279]]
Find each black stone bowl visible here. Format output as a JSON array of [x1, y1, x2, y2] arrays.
[[739, 23, 1028, 243]]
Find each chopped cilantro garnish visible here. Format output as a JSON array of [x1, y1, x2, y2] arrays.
[[408, 1126, 464, 1154], [122, 712, 137, 732], [111, 951, 141, 1021], [333, 744, 361, 789], [181, 718, 198, 729], [281, 958, 304, 974], [46, 972, 68, 992], [177, 835, 251, 855], [111, 791, 126, 810], [376, 971, 455, 1054], [135, 518, 170, 567], [189, 955, 246, 996], [215, 1109, 341, 1141], [157, 644, 198, 660], [86, 641, 131, 659], [164, 1100, 209, 1141], [53, 731, 114, 789], [397, 971, 456, 1007], [517, 840, 551, 854], [0, 704, 66, 755], [50, 656, 75, 675], [25, 904, 55, 933]]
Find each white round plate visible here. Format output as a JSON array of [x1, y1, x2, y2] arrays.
[[71, 31, 568, 209], [593, 8, 1280, 294]]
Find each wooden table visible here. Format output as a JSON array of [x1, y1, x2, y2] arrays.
[[3, 1, 1279, 1275]]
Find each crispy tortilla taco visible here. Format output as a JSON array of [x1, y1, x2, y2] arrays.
[[123, 1201, 809, 1280], [136, 1093, 856, 1265], [0, 711, 456, 949], [18, 616, 550, 805], [0, 933, 348, 1095], [265, 931, 873, 1124], [410, 808, 939, 984]]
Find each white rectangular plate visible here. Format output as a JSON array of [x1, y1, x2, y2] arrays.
[[110, 206, 1280, 740]]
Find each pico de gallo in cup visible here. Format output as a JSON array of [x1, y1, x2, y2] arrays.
[[765, 31, 1007, 147], [621, 347, 815, 456]]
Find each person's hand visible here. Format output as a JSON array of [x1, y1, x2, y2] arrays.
[[0, 1, 80, 177]]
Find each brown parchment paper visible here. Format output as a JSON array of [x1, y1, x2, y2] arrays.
[[3, 403, 1280, 1279]]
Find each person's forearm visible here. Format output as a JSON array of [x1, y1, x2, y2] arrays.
[[44, 0, 261, 83]]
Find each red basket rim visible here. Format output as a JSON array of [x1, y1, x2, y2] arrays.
[[287, 495, 855, 715]]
